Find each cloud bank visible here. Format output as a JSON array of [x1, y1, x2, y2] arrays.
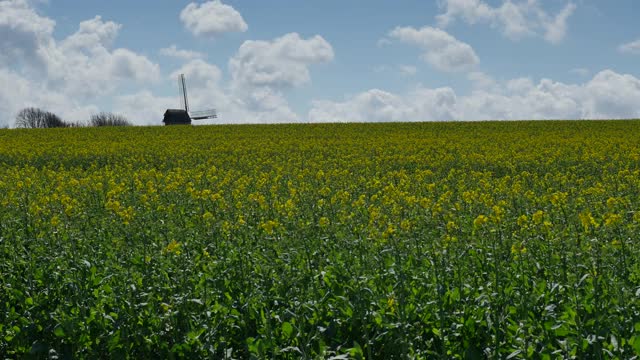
[[308, 70, 640, 122]]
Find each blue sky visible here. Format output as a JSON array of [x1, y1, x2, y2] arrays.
[[1, 0, 639, 126]]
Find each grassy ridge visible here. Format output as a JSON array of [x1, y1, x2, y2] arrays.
[[1, 120, 640, 358]]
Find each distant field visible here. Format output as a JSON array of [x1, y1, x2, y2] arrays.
[[2, 120, 640, 358]]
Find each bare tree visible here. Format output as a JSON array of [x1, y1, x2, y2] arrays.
[[89, 112, 131, 127], [15, 107, 67, 128]]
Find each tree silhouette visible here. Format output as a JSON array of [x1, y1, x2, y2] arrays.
[[15, 108, 67, 128], [89, 112, 132, 127]]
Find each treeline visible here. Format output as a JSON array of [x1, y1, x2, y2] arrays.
[[15, 107, 132, 128]]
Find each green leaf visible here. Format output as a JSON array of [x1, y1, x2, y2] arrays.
[[282, 322, 293, 338], [432, 327, 441, 337], [25, 297, 33, 306], [348, 342, 364, 360], [633, 335, 640, 355], [54, 326, 65, 338]]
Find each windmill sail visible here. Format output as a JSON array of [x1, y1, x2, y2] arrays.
[[179, 74, 189, 113], [163, 73, 217, 125], [190, 109, 217, 120]]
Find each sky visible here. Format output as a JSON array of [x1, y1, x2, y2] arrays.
[[1, 0, 639, 127]]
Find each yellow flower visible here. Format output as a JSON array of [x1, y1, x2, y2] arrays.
[[260, 220, 279, 235], [401, 219, 412, 231], [387, 295, 397, 314], [318, 217, 330, 227], [511, 243, 527, 255], [202, 211, 214, 222], [603, 213, 622, 227], [446, 221, 457, 233], [579, 211, 598, 232], [164, 240, 182, 255], [382, 223, 396, 239], [532, 210, 544, 224], [491, 205, 504, 223], [443, 234, 458, 247], [550, 192, 567, 206], [473, 214, 489, 229], [517, 214, 528, 228]]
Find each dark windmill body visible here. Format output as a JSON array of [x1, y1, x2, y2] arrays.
[[163, 74, 217, 125]]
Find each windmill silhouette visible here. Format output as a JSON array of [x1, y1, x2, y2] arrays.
[[163, 74, 217, 125]]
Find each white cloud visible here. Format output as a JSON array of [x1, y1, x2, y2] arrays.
[[387, 26, 479, 72], [436, 0, 576, 44], [170, 59, 221, 90], [0, 1, 161, 126], [619, 39, 640, 55], [113, 90, 177, 125], [42, 16, 160, 99], [0, 0, 55, 67], [0, 68, 100, 127], [229, 32, 334, 89], [180, 1, 247, 38], [468, 71, 497, 90], [506, 77, 534, 94], [61, 15, 120, 51], [160, 45, 205, 60], [543, 3, 577, 44], [308, 70, 640, 122], [309, 87, 459, 123], [583, 70, 640, 119], [224, 32, 334, 123]]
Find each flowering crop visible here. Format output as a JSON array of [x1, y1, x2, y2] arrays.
[[2, 121, 640, 358]]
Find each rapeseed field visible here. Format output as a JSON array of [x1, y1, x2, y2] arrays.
[[1, 121, 640, 358]]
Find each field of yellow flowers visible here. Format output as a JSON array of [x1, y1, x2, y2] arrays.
[[1, 120, 640, 358]]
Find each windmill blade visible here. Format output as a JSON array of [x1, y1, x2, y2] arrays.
[[179, 74, 189, 113], [190, 109, 217, 120]]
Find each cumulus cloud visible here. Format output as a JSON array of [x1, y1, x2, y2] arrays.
[[61, 15, 120, 51], [309, 87, 459, 123], [436, 0, 576, 44], [308, 70, 640, 122], [619, 39, 640, 55], [223, 32, 334, 122], [229, 33, 334, 89], [387, 26, 479, 72], [0, 1, 161, 126], [113, 91, 177, 125], [0, 68, 99, 126], [42, 16, 160, 99], [0, 0, 55, 67], [160, 45, 205, 60], [171, 59, 221, 89], [467, 71, 497, 91], [180, 1, 247, 38]]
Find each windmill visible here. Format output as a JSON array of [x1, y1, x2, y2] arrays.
[[163, 74, 217, 125]]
